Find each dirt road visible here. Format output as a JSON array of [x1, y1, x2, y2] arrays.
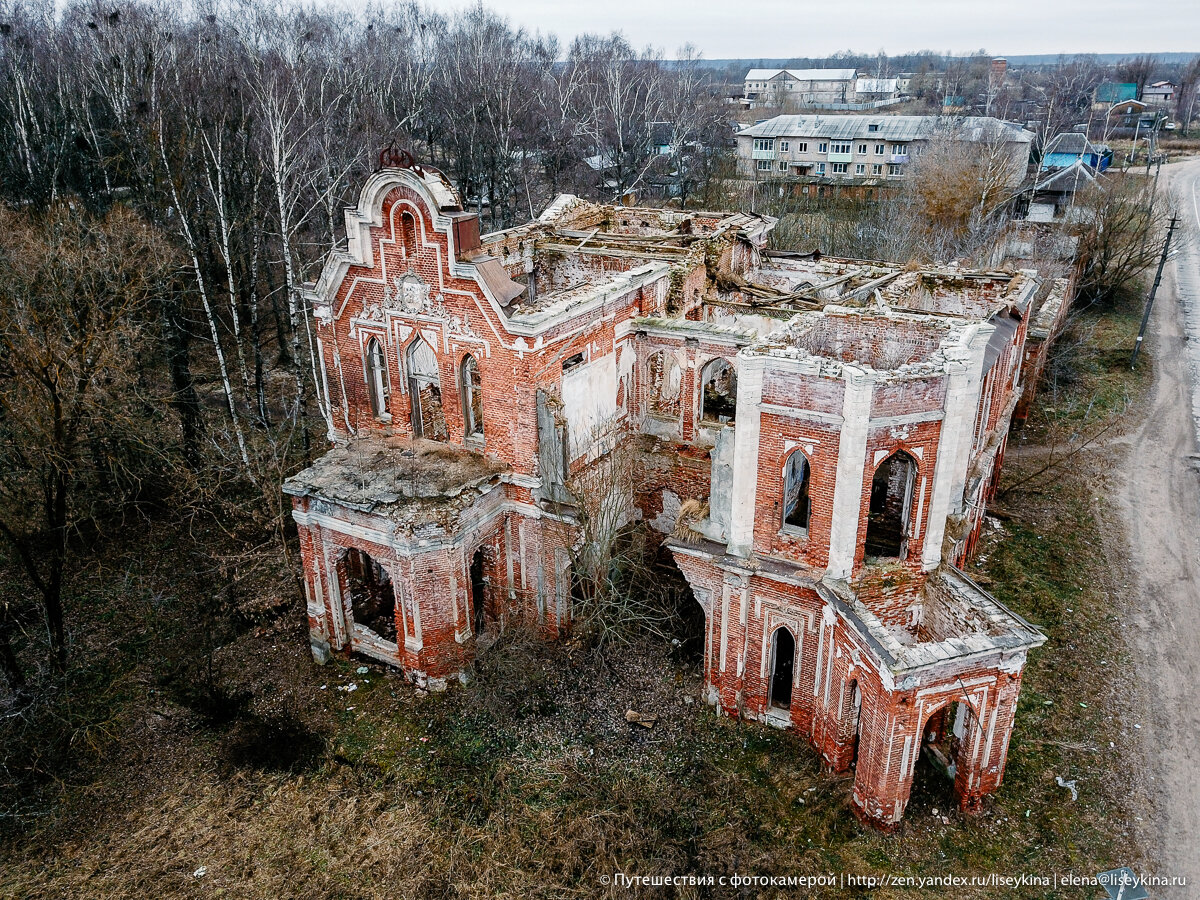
[[1121, 155, 1200, 896]]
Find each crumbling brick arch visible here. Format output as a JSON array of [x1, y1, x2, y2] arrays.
[[781, 447, 813, 534], [698, 356, 737, 423], [459, 352, 484, 442], [912, 692, 986, 791], [645, 349, 682, 417], [839, 676, 863, 750], [864, 449, 919, 559]]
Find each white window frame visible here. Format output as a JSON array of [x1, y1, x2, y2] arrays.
[[874, 143, 885, 155], [888, 163, 904, 176], [857, 143, 868, 154], [779, 140, 789, 151], [796, 141, 808, 152], [756, 159, 772, 171], [832, 162, 847, 174], [816, 162, 826, 175], [818, 142, 828, 153], [363, 335, 392, 422], [855, 163, 866, 174], [871, 163, 883, 175], [830, 141, 852, 154]]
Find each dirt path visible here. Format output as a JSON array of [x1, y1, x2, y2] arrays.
[[1120, 156, 1200, 896]]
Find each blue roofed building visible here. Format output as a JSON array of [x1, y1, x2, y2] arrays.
[[1039, 132, 1112, 172]]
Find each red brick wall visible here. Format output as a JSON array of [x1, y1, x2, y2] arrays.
[[670, 546, 1026, 828], [752, 412, 842, 569]]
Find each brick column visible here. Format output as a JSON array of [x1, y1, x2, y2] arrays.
[[954, 673, 1023, 811], [850, 687, 920, 830]]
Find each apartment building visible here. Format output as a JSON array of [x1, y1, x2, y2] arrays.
[[737, 114, 1034, 185]]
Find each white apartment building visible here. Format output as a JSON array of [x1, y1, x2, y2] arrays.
[[737, 114, 1034, 186]]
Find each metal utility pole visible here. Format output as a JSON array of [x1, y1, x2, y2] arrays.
[[1131, 215, 1178, 368]]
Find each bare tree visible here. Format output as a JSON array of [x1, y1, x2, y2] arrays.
[[560, 419, 673, 646], [1074, 174, 1172, 305], [1118, 54, 1157, 99], [1177, 56, 1200, 135], [898, 126, 1027, 263], [0, 203, 175, 674]]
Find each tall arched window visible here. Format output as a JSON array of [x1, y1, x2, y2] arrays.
[[364, 337, 389, 419], [699, 357, 737, 423], [460, 354, 484, 441], [782, 449, 812, 533], [865, 450, 917, 559], [400, 211, 417, 257], [406, 337, 448, 441]]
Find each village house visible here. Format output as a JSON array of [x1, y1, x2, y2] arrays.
[[1141, 81, 1176, 106], [735, 114, 1034, 188], [1039, 132, 1112, 172], [284, 156, 1056, 830]]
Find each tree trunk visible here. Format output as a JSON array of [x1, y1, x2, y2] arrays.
[[160, 290, 204, 469], [0, 613, 26, 696]]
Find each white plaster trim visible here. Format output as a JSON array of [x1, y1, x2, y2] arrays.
[[869, 410, 945, 428], [826, 371, 872, 578], [759, 402, 844, 425]]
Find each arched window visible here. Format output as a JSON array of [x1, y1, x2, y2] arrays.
[[406, 337, 448, 441], [865, 450, 918, 559], [699, 357, 737, 423], [460, 354, 484, 441], [400, 211, 417, 257], [782, 449, 811, 532], [364, 337, 389, 419]]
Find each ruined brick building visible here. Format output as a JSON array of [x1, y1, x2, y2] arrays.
[[284, 160, 1052, 829]]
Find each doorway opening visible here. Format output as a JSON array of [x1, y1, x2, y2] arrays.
[[769, 626, 796, 709], [469, 548, 487, 635], [841, 678, 863, 766], [910, 701, 967, 813]]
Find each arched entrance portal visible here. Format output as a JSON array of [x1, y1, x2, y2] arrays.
[[909, 700, 971, 814], [469, 548, 487, 635], [406, 338, 448, 441], [769, 627, 796, 709]]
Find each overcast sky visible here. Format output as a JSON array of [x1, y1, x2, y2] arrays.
[[396, 0, 1198, 58]]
